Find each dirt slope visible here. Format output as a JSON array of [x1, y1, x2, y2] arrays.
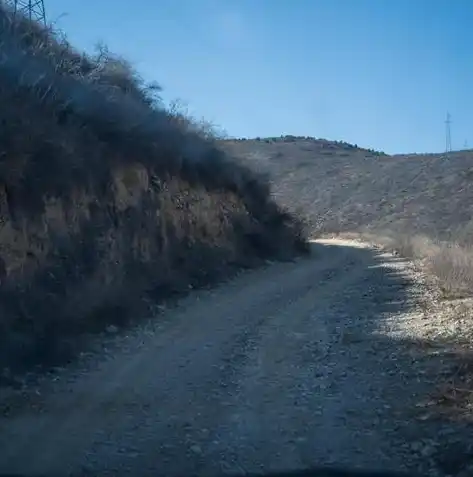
[[0, 240, 466, 476], [0, 7, 306, 374]]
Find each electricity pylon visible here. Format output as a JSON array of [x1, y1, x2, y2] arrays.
[[7, 0, 46, 25]]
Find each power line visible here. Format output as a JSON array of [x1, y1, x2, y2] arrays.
[[5, 0, 46, 25], [445, 112, 452, 154]]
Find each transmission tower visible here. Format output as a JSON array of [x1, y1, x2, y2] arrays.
[[8, 0, 46, 25], [445, 112, 452, 154]]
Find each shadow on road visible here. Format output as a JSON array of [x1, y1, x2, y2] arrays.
[[1, 241, 473, 477], [308, 242, 473, 477]]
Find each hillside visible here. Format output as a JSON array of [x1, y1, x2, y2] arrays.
[[225, 137, 473, 295], [0, 8, 307, 375]]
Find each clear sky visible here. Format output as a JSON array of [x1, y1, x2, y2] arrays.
[[44, 0, 473, 154]]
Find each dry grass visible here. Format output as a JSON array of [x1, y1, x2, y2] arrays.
[[373, 234, 473, 300], [428, 245, 473, 299], [0, 7, 308, 374]]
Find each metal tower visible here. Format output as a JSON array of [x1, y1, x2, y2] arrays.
[[9, 0, 46, 25], [445, 112, 452, 154]]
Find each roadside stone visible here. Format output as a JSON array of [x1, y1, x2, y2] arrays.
[[106, 325, 119, 334], [190, 444, 203, 455]]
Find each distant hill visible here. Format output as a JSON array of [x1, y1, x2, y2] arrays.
[[224, 137, 473, 243], [224, 137, 473, 295]]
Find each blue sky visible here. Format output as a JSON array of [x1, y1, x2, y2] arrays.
[[44, 0, 473, 154]]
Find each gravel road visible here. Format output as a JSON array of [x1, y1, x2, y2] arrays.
[[0, 239, 453, 476]]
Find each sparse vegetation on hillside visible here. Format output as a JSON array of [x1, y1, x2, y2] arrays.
[[225, 138, 473, 296], [0, 6, 308, 374], [227, 136, 387, 156]]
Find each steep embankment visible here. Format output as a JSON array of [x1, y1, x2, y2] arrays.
[[0, 9, 307, 374]]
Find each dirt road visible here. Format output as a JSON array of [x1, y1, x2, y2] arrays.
[[0, 240, 444, 476]]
